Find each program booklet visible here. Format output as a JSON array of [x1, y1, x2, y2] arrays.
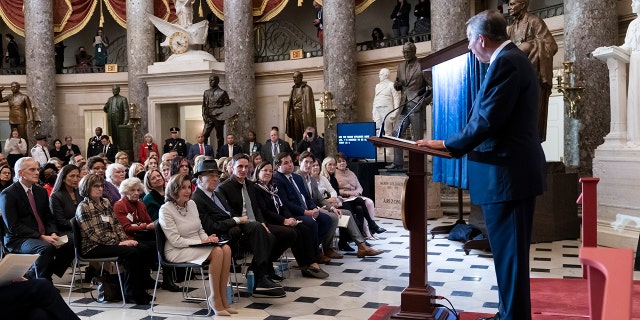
[[0, 254, 39, 286]]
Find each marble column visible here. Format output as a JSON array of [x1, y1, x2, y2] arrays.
[[224, 0, 255, 144], [24, 1, 55, 144], [322, 0, 356, 156], [431, 0, 469, 52], [564, 0, 617, 175], [126, 0, 155, 142]]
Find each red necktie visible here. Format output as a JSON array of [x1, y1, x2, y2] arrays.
[[27, 189, 45, 235], [200, 144, 204, 155]]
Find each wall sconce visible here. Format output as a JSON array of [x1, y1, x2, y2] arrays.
[[128, 103, 142, 139], [319, 91, 337, 128], [555, 61, 585, 118]]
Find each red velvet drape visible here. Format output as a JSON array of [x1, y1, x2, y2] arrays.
[[0, 0, 177, 43]]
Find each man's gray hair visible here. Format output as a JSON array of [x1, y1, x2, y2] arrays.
[[15, 157, 36, 179], [466, 10, 509, 43]]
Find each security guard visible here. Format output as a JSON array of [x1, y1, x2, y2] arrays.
[[163, 127, 187, 157]]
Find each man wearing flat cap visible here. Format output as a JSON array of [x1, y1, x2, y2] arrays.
[[31, 135, 50, 167], [163, 127, 187, 157]]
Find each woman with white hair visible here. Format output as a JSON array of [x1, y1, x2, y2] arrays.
[[129, 162, 145, 181], [106, 163, 126, 188], [139, 133, 159, 164]]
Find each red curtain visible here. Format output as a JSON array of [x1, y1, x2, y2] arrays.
[[206, 0, 375, 22], [0, 0, 177, 43]]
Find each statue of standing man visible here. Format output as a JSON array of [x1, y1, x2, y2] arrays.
[[0, 82, 34, 142], [202, 74, 231, 151], [286, 71, 316, 143], [175, 0, 195, 28], [507, 0, 558, 142], [373, 68, 400, 135], [103, 85, 129, 149]]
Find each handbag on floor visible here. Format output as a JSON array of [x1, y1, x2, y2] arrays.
[[91, 274, 122, 302]]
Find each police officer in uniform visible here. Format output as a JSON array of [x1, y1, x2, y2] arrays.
[[163, 127, 187, 157]]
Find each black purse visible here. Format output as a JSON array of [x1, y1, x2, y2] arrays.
[[91, 274, 122, 302]]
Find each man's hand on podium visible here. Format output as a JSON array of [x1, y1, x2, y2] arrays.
[[416, 139, 447, 151]]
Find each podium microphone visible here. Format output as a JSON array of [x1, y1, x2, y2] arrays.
[[379, 89, 432, 138], [393, 89, 432, 138]]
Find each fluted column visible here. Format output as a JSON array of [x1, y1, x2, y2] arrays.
[[224, 0, 255, 143], [25, 1, 55, 143], [126, 0, 155, 141], [323, 0, 356, 156], [431, 0, 469, 51], [564, 0, 616, 175]]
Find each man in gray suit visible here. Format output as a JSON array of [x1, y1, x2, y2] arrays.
[[387, 42, 431, 170]]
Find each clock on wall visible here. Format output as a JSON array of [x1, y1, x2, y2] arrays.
[[169, 31, 189, 54]]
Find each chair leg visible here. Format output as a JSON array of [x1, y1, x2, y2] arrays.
[[67, 259, 78, 304]]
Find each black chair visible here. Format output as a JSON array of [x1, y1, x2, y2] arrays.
[[68, 217, 126, 307], [150, 220, 212, 316], [0, 213, 6, 259]]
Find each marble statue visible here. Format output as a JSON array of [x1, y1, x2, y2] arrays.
[[286, 71, 317, 142], [175, 0, 195, 28], [148, 1, 208, 59], [622, 0, 640, 143], [507, 0, 558, 142], [202, 74, 231, 150], [372, 68, 400, 134], [104, 85, 129, 148], [0, 82, 34, 141]]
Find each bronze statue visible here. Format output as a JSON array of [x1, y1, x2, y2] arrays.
[[103, 85, 130, 148], [387, 42, 431, 170], [507, 0, 558, 142], [286, 71, 316, 142], [202, 74, 231, 150], [0, 82, 34, 141]]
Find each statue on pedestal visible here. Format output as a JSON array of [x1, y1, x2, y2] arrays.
[[202, 75, 232, 150], [372, 68, 400, 135], [622, 0, 640, 144], [0, 82, 34, 141], [148, 0, 209, 59], [286, 71, 316, 143], [507, 0, 558, 142], [104, 85, 130, 149]]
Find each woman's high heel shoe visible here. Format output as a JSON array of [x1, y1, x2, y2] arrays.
[[226, 307, 238, 314], [208, 296, 231, 316]]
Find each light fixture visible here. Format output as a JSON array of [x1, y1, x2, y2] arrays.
[[319, 91, 337, 128], [555, 61, 585, 118]]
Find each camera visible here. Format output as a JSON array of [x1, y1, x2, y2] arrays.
[[307, 132, 313, 137]]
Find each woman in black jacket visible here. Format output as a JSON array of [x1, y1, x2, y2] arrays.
[[390, 0, 411, 37], [253, 161, 328, 279]]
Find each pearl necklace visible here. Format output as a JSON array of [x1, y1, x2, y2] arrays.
[[175, 202, 188, 216]]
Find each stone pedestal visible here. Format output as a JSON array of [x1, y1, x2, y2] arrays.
[[375, 174, 442, 220], [593, 46, 630, 148], [592, 41, 640, 249]]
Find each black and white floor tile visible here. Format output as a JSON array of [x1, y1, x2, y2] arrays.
[[56, 215, 639, 319]]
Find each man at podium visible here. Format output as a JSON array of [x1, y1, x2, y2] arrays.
[[417, 10, 546, 320]]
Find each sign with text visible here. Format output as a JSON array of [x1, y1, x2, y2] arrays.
[[105, 64, 118, 73], [374, 175, 408, 221], [290, 49, 304, 60]]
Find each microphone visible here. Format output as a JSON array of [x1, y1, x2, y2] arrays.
[[395, 89, 432, 138], [378, 89, 431, 138]]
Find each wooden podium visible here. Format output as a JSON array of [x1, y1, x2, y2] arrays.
[[368, 136, 451, 319]]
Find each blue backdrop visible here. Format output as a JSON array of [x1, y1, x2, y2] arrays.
[[432, 52, 487, 189]]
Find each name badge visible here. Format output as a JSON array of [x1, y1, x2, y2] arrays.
[[101, 215, 110, 223], [126, 213, 134, 222], [98, 47, 102, 53]]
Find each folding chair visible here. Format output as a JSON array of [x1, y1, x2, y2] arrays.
[[68, 217, 126, 307], [150, 220, 212, 316]]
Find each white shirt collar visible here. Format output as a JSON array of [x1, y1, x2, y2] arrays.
[[490, 40, 512, 65]]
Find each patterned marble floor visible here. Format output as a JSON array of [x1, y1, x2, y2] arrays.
[[55, 215, 639, 319]]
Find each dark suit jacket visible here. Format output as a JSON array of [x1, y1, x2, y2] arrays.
[[215, 177, 266, 223], [191, 187, 237, 236], [87, 135, 102, 157], [187, 143, 214, 161], [396, 58, 430, 104], [444, 43, 546, 205], [62, 144, 81, 164], [261, 139, 292, 164], [1, 182, 58, 246], [253, 184, 293, 226], [49, 188, 81, 234], [215, 144, 243, 158], [241, 141, 262, 155], [101, 143, 117, 163], [272, 171, 316, 217]]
